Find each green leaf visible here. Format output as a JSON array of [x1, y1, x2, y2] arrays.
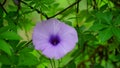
[[84, 34, 96, 41], [90, 22, 105, 31], [19, 48, 34, 53], [0, 7, 3, 17], [96, 12, 112, 24], [0, 19, 3, 27], [85, 15, 94, 23], [98, 28, 113, 42], [5, 15, 17, 32], [0, 62, 1, 68], [24, 0, 32, 1], [7, 11, 17, 18], [63, 20, 72, 26], [18, 52, 39, 66], [116, 54, 120, 61], [100, 4, 108, 11], [114, 15, 120, 25], [94, 64, 104, 68], [65, 61, 76, 68], [37, 56, 50, 68], [0, 39, 12, 56], [0, 55, 11, 65], [0, 26, 11, 33], [112, 27, 120, 41], [1, 65, 11, 68], [0, 31, 22, 40]]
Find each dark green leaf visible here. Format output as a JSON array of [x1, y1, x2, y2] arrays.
[[98, 28, 113, 42], [19, 48, 34, 53], [0, 26, 11, 33], [7, 11, 17, 18], [1, 65, 11, 68], [100, 4, 108, 11], [96, 12, 112, 24], [116, 54, 120, 61], [84, 34, 96, 41], [89, 22, 105, 31], [24, 0, 32, 1], [112, 27, 120, 41], [0, 7, 3, 17], [0, 39, 12, 56], [63, 20, 72, 26], [114, 15, 120, 25], [65, 61, 76, 68], [18, 53, 39, 66], [0, 19, 3, 27], [37, 56, 50, 68], [85, 15, 94, 23], [0, 55, 11, 65], [94, 64, 104, 68], [0, 31, 22, 40]]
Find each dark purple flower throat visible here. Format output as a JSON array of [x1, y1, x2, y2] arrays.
[[49, 35, 60, 46]]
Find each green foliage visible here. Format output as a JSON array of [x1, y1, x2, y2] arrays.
[[18, 52, 39, 66], [0, 39, 12, 56], [0, 31, 22, 40], [94, 63, 104, 68], [98, 28, 113, 42], [0, 0, 120, 68], [65, 61, 76, 68], [112, 27, 120, 41], [0, 54, 11, 65]]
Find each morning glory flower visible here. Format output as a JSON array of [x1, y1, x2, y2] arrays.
[[32, 19, 78, 59]]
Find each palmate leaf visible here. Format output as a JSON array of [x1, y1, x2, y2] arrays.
[[99, 4, 108, 11], [0, 26, 10, 33], [0, 39, 12, 56], [37, 56, 50, 68], [96, 12, 112, 25], [89, 21, 105, 31], [0, 54, 11, 65], [65, 61, 76, 68], [112, 27, 120, 41], [114, 15, 120, 25], [18, 52, 39, 66], [94, 63, 104, 68], [30, 0, 55, 11], [18, 48, 39, 66], [98, 28, 113, 42], [0, 31, 22, 40], [0, 7, 3, 17]]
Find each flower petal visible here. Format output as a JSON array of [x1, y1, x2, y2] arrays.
[[42, 44, 68, 59], [58, 23, 78, 43], [42, 46, 56, 59], [32, 18, 78, 59]]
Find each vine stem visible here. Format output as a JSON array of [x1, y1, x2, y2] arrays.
[[20, 0, 49, 19], [48, 0, 81, 18], [0, 3, 7, 14], [50, 59, 54, 68]]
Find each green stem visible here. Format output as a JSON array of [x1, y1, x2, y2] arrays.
[[50, 59, 54, 68], [49, 0, 81, 18], [53, 60, 56, 68], [21, 0, 49, 19], [58, 59, 61, 68]]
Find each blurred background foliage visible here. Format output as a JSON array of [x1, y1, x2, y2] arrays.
[[0, 0, 120, 68]]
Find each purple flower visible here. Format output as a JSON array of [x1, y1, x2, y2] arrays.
[[32, 19, 78, 59]]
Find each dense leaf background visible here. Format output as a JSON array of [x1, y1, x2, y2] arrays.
[[0, 0, 120, 68]]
